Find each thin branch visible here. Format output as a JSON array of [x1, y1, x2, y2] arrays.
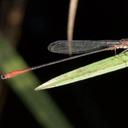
[[67, 0, 79, 54]]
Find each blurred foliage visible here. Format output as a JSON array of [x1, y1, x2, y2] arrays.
[[0, 37, 72, 128], [0, 0, 72, 127]]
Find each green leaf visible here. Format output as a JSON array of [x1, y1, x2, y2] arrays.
[[35, 52, 128, 90], [0, 37, 72, 128]]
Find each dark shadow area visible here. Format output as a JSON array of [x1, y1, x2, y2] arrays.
[[1, 0, 128, 127]]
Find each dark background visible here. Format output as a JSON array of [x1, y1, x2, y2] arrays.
[[1, 0, 128, 127]]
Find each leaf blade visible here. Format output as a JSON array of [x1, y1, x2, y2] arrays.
[[35, 52, 128, 90]]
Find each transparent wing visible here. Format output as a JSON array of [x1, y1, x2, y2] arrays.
[[48, 40, 120, 54]]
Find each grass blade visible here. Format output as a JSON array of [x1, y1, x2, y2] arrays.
[[35, 52, 128, 90], [0, 37, 72, 128]]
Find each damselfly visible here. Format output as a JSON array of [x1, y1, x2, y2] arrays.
[[1, 39, 128, 79]]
